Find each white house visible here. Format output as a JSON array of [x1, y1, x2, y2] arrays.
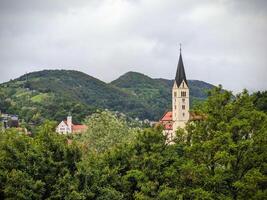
[[56, 115, 87, 134]]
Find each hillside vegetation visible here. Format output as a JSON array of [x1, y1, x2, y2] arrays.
[[112, 71, 214, 113], [0, 70, 214, 127]]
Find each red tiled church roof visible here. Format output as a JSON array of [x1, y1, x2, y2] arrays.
[[160, 111, 172, 121], [63, 120, 88, 133], [158, 111, 204, 130], [72, 124, 87, 133], [159, 111, 173, 130]]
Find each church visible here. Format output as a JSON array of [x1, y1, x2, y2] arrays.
[[56, 115, 87, 134], [159, 47, 201, 142]]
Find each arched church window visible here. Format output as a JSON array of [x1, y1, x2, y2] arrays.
[[182, 105, 185, 110]]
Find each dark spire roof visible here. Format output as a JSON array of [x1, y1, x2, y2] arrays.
[[175, 49, 188, 87]]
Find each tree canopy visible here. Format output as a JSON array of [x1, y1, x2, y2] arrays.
[[0, 87, 266, 199]]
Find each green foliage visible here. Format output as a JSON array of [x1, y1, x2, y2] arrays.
[[0, 85, 266, 199], [0, 121, 83, 199], [4, 169, 45, 200], [180, 87, 267, 199], [75, 127, 179, 200], [0, 88, 12, 114], [75, 110, 139, 153], [253, 91, 267, 113], [74, 87, 266, 200]]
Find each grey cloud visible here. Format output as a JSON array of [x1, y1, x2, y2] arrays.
[[0, 0, 266, 93], [0, 0, 94, 13], [228, 0, 267, 14]]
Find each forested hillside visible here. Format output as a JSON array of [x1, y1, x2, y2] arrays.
[[0, 70, 214, 126], [111, 71, 214, 113]]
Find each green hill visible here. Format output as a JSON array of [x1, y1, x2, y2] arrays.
[[111, 71, 215, 115], [17, 70, 145, 111], [110, 72, 172, 119], [0, 70, 215, 126]]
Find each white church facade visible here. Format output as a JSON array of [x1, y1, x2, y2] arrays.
[[159, 48, 200, 142], [56, 115, 87, 134], [172, 51, 190, 131]]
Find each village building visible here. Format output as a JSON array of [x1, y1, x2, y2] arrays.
[[159, 47, 203, 142], [0, 112, 29, 134], [56, 115, 87, 134], [0, 113, 19, 129]]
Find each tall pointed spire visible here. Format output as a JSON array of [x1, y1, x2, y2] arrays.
[[175, 44, 188, 87]]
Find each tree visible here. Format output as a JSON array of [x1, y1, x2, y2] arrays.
[[75, 110, 139, 153], [1, 86, 266, 199], [4, 170, 45, 200], [178, 87, 267, 199], [0, 89, 11, 113], [76, 126, 187, 200], [0, 121, 82, 199], [253, 91, 267, 113]]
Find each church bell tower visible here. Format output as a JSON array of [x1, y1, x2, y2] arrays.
[[172, 45, 190, 131]]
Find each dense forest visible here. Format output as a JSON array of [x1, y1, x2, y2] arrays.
[[0, 70, 214, 129], [0, 87, 266, 199]]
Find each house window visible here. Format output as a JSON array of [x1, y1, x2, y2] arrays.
[[182, 98, 185, 103], [181, 91, 186, 97], [174, 92, 177, 97], [183, 113, 185, 117], [182, 105, 185, 110], [182, 82, 184, 88], [175, 105, 176, 110]]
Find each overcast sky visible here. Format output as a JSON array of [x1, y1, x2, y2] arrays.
[[0, 0, 266, 92]]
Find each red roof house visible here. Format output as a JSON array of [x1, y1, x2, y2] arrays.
[[56, 116, 87, 134]]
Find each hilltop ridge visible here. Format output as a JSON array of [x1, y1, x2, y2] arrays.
[[0, 70, 215, 125]]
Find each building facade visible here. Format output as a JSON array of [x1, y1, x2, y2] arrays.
[[56, 115, 87, 134], [159, 48, 190, 141], [172, 50, 190, 130]]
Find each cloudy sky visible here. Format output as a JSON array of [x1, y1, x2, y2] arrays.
[[0, 0, 266, 92]]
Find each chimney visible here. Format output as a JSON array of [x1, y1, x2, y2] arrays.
[[67, 114, 72, 133]]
